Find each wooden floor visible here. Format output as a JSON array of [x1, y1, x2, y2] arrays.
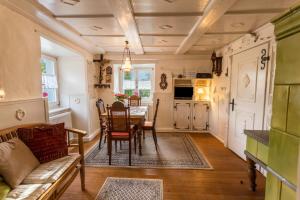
[[61, 133, 265, 200]]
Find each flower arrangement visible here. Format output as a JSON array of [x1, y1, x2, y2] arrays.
[[114, 93, 128, 102]]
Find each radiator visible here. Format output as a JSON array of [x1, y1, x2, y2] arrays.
[[49, 111, 72, 128]]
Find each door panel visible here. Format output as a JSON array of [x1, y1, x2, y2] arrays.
[[236, 59, 259, 103], [193, 102, 208, 130], [228, 43, 269, 159], [174, 103, 190, 129]]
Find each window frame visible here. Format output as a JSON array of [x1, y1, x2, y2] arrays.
[[117, 64, 155, 104], [41, 54, 60, 108]]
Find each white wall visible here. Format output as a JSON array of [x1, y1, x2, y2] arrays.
[[58, 57, 88, 131], [0, 5, 41, 101], [0, 4, 99, 141], [209, 23, 276, 144]]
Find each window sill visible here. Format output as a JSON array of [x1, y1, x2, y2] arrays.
[[49, 107, 71, 117]]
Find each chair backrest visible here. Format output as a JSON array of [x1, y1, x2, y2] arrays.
[[153, 99, 160, 127], [107, 101, 131, 133], [128, 95, 141, 106], [96, 99, 106, 124]]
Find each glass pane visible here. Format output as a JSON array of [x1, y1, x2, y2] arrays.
[[123, 71, 136, 92], [42, 88, 56, 103], [139, 89, 150, 98], [124, 89, 134, 96], [138, 70, 151, 95], [138, 70, 151, 81], [41, 58, 55, 75]]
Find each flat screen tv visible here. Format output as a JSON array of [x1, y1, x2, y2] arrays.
[[174, 87, 193, 100]]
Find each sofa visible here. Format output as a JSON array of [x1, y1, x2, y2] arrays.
[[0, 123, 86, 200]]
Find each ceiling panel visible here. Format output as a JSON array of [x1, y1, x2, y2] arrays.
[[131, 0, 209, 13], [38, 0, 112, 15], [58, 18, 123, 35], [229, 0, 299, 12], [102, 46, 126, 52], [143, 46, 177, 53], [190, 45, 219, 51], [196, 34, 243, 46], [140, 36, 185, 46], [208, 13, 279, 33], [83, 36, 126, 47], [136, 16, 199, 34]]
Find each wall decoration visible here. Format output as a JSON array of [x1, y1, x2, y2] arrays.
[[211, 51, 223, 76], [159, 73, 168, 90], [106, 74, 111, 83], [16, 109, 25, 121], [93, 54, 111, 88], [106, 66, 112, 75]]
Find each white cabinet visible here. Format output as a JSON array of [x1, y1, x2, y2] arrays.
[[192, 102, 209, 130], [174, 102, 191, 129], [173, 101, 209, 131]]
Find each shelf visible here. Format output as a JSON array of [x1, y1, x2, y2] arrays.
[[94, 84, 110, 88]]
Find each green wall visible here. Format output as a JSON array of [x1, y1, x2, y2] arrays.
[[265, 6, 300, 200]]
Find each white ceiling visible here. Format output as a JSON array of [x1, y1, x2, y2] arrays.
[[36, 0, 300, 55]]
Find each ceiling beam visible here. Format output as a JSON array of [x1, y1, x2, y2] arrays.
[[107, 0, 144, 54], [55, 14, 114, 19], [134, 12, 203, 17], [175, 0, 239, 54]]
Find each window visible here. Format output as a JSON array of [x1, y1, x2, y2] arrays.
[[114, 64, 154, 103], [41, 56, 59, 106]]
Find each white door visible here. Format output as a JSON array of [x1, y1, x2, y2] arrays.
[[174, 102, 191, 129], [193, 102, 209, 130], [228, 43, 269, 159]]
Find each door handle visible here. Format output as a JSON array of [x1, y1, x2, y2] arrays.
[[229, 98, 236, 111]]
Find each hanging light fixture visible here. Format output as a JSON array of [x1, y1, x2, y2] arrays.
[[121, 41, 132, 72]]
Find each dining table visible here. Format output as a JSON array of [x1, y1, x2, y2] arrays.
[[101, 106, 148, 156]]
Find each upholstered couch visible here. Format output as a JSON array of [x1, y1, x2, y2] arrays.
[[0, 123, 86, 200]]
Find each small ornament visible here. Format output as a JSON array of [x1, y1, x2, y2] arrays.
[[159, 73, 168, 90]]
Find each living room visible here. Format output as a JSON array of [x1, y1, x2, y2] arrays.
[[0, 0, 300, 200]]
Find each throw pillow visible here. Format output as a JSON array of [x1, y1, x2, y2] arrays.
[[18, 123, 68, 163], [0, 138, 40, 188]]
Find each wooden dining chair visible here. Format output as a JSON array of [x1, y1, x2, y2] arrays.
[[142, 99, 159, 150], [128, 95, 141, 106], [96, 98, 107, 149], [106, 101, 138, 166]]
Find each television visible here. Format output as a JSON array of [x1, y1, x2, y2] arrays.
[[174, 87, 193, 100]]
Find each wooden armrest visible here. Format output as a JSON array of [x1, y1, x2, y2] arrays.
[[65, 128, 87, 137]]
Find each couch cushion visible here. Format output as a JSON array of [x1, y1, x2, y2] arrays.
[[6, 183, 51, 200], [0, 177, 11, 200], [23, 154, 80, 184], [0, 138, 40, 188], [18, 123, 68, 163]]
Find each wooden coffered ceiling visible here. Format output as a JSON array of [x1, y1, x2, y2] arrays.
[[36, 0, 299, 55]]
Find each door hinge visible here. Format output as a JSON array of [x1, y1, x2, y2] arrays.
[[174, 104, 177, 110], [173, 122, 176, 127]]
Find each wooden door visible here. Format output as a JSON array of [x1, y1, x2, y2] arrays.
[[228, 43, 269, 159], [174, 102, 191, 129], [193, 102, 209, 130]]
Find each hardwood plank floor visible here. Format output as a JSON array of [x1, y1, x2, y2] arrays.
[[61, 133, 265, 200]]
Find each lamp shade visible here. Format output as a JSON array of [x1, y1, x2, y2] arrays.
[[0, 89, 5, 99], [122, 57, 132, 72]]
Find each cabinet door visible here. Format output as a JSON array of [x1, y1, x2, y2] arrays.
[[193, 102, 209, 130], [174, 103, 191, 129]]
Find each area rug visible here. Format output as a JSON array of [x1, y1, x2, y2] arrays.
[[95, 177, 163, 200], [85, 133, 212, 169]]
